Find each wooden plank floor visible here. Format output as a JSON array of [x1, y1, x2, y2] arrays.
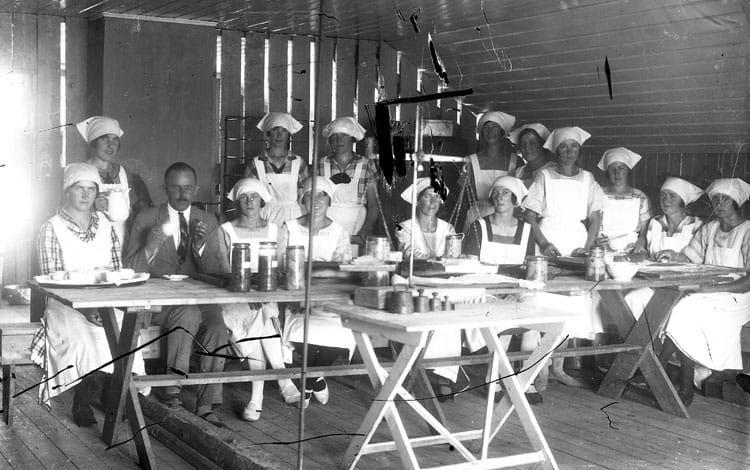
[[3, 365, 195, 470], [161, 361, 749, 470]]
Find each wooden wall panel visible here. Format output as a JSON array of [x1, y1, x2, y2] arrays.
[[101, 18, 217, 204], [335, 38, 356, 120], [356, 40, 377, 132], [64, 17, 88, 163], [291, 36, 310, 160], [268, 34, 288, 113], [398, 58, 418, 125], [314, 37, 333, 157], [379, 42, 398, 102], [243, 32, 266, 159], [221, 30, 243, 117]]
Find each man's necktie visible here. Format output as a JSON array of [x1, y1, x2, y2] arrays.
[[178, 212, 189, 265]]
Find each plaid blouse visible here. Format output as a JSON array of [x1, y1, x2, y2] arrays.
[[37, 210, 122, 275], [318, 154, 379, 200]]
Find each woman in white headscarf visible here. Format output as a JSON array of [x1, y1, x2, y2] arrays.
[[465, 175, 531, 265], [509, 124, 553, 187], [395, 177, 456, 259], [464, 111, 519, 229], [521, 127, 605, 386], [244, 112, 309, 226], [395, 178, 463, 394], [78, 116, 152, 249], [318, 117, 379, 245], [643, 178, 750, 405], [597, 147, 652, 253], [281, 177, 353, 407], [32, 163, 147, 426], [522, 127, 606, 258], [201, 178, 301, 421], [625, 177, 704, 321]]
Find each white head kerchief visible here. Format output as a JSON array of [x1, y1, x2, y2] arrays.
[[227, 177, 273, 202], [508, 123, 550, 145], [597, 147, 643, 171], [543, 126, 591, 152], [400, 177, 449, 204], [489, 175, 528, 206], [477, 111, 516, 134], [76, 116, 124, 143], [322, 117, 366, 141], [256, 112, 303, 134], [300, 177, 338, 201], [706, 178, 750, 206], [63, 163, 102, 192], [660, 177, 703, 205]]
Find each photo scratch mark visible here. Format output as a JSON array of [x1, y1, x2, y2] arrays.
[[604, 56, 613, 99], [106, 419, 165, 450], [600, 402, 619, 430]]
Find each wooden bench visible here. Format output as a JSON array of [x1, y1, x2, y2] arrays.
[[1, 322, 41, 426]]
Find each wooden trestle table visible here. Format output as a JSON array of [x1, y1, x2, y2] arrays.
[[322, 300, 577, 470], [28, 278, 357, 470]]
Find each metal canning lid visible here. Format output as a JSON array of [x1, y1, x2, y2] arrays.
[[286, 245, 305, 251], [232, 243, 250, 248], [259, 241, 277, 247]]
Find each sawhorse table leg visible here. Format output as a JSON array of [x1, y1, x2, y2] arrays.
[[597, 288, 689, 418], [100, 308, 157, 469]]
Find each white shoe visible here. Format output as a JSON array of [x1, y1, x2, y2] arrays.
[[280, 383, 302, 405], [241, 403, 262, 422], [311, 378, 329, 405], [693, 365, 712, 389]]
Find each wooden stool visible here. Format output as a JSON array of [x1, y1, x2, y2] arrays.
[[1, 322, 41, 426]]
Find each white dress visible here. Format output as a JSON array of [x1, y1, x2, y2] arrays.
[[41, 213, 147, 405], [282, 219, 357, 358], [254, 156, 304, 226], [664, 220, 750, 371], [600, 190, 645, 252], [625, 215, 703, 320], [99, 165, 131, 246], [218, 222, 280, 362], [465, 153, 514, 227], [322, 158, 367, 236], [395, 218, 456, 260], [522, 167, 606, 257]]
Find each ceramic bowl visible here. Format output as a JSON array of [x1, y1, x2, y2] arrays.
[[606, 261, 639, 281]]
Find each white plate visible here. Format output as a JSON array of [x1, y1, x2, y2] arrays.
[[35, 272, 150, 288], [163, 274, 189, 281]]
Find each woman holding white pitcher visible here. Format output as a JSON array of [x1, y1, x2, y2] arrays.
[[78, 115, 152, 250]]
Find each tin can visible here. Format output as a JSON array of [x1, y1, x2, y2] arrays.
[[366, 236, 390, 262], [230, 243, 252, 292], [526, 256, 548, 282], [285, 245, 305, 290], [586, 247, 606, 281], [257, 241, 278, 291], [444, 233, 464, 259]]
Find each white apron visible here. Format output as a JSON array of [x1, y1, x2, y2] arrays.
[[254, 157, 303, 226], [478, 218, 530, 265], [646, 217, 702, 258], [601, 194, 640, 252], [42, 214, 147, 404], [465, 219, 529, 353], [282, 220, 356, 357], [466, 154, 512, 225], [537, 172, 590, 257], [626, 217, 703, 321], [324, 159, 367, 236], [99, 165, 130, 245], [665, 221, 750, 370], [220, 222, 280, 361]]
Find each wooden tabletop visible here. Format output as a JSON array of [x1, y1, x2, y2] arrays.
[[29, 278, 357, 309], [321, 300, 577, 333]]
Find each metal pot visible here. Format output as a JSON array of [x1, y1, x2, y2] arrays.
[[444, 233, 464, 259], [386, 286, 414, 315]]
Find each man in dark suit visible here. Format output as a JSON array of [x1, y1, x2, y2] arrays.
[[124, 162, 227, 426]]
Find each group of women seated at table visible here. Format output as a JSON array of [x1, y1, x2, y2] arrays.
[[32, 110, 749, 429]]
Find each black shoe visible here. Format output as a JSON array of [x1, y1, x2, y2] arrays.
[[199, 411, 226, 428], [736, 374, 750, 394], [435, 383, 455, 403], [678, 387, 694, 407], [72, 404, 97, 427]]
